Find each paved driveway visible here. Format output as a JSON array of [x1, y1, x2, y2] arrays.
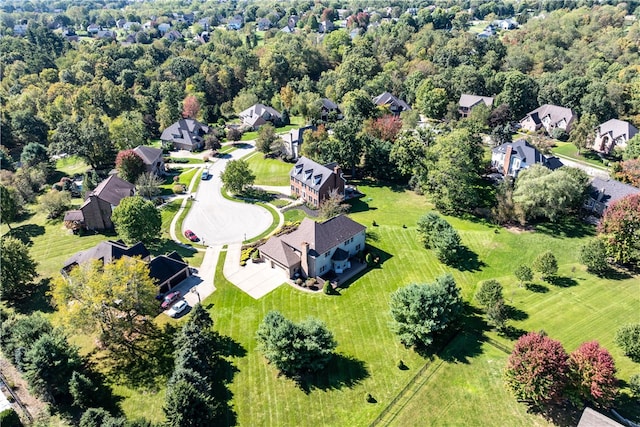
[[223, 243, 287, 299], [182, 144, 273, 245]]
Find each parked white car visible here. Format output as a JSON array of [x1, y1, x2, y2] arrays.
[[167, 299, 189, 318]]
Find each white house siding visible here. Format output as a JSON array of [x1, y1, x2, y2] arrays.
[[313, 231, 366, 277]]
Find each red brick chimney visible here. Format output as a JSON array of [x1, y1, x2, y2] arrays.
[[503, 145, 513, 176], [333, 165, 345, 195]]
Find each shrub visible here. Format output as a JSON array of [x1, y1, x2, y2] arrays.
[[615, 323, 640, 362], [532, 251, 558, 281], [240, 261, 246, 267], [323, 282, 332, 295], [629, 374, 640, 399], [579, 238, 608, 274], [173, 184, 185, 194], [295, 278, 303, 285], [0, 409, 21, 427], [416, 212, 463, 265]]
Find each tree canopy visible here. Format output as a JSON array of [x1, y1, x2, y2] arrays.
[[0, 236, 38, 301], [597, 194, 640, 268], [111, 196, 161, 245], [221, 159, 255, 194]]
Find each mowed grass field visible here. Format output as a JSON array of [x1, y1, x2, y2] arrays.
[[150, 183, 637, 427], [246, 153, 293, 186]]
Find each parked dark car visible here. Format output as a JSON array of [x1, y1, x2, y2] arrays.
[[161, 291, 181, 309]]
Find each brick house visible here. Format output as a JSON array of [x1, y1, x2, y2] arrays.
[[290, 157, 345, 208]]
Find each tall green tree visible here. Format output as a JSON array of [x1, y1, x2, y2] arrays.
[[111, 196, 161, 245], [475, 279, 504, 308], [497, 71, 538, 119], [532, 251, 558, 281], [415, 80, 448, 120], [256, 123, 282, 156], [20, 142, 50, 168], [615, 323, 640, 362], [109, 111, 148, 151], [0, 184, 19, 229], [569, 113, 598, 154], [221, 159, 255, 194], [416, 212, 463, 265], [0, 236, 38, 301], [135, 173, 163, 199], [579, 238, 608, 274], [389, 274, 462, 349]]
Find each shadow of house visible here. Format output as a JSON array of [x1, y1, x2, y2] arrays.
[[161, 118, 210, 151], [63, 175, 135, 232]]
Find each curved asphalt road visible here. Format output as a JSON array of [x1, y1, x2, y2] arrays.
[[181, 143, 273, 245]]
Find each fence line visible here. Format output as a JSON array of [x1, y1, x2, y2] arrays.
[[0, 369, 33, 423]]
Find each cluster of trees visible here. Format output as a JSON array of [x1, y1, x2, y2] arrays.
[[504, 332, 618, 410], [256, 310, 337, 377], [416, 212, 463, 265], [389, 274, 463, 350], [164, 304, 234, 426], [111, 195, 162, 246]]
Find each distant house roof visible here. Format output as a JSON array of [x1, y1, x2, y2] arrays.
[[372, 92, 411, 112], [86, 175, 135, 206], [160, 118, 210, 149], [164, 30, 183, 41], [522, 104, 575, 127], [96, 30, 116, 39], [238, 104, 281, 128], [148, 251, 188, 286], [492, 139, 563, 170], [320, 98, 339, 110], [577, 407, 623, 427], [62, 240, 150, 272], [290, 156, 339, 192], [459, 94, 494, 109], [280, 215, 366, 257], [589, 177, 640, 209], [597, 119, 638, 141], [133, 145, 163, 166]]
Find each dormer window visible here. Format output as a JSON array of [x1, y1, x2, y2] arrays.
[[294, 165, 303, 175], [313, 174, 322, 185], [304, 170, 312, 181]]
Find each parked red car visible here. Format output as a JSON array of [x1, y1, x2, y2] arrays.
[[184, 229, 199, 242], [161, 291, 181, 309]]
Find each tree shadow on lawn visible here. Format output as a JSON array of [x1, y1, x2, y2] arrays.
[[296, 353, 369, 394], [534, 218, 595, 239], [547, 276, 578, 288], [451, 246, 485, 272], [506, 304, 528, 321], [10, 277, 55, 314], [597, 267, 633, 281], [6, 223, 45, 245], [615, 384, 640, 423], [525, 283, 549, 293], [347, 197, 378, 214]]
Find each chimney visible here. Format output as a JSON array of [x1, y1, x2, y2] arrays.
[[300, 242, 310, 278], [503, 145, 513, 176], [333, 164, 345, 195]]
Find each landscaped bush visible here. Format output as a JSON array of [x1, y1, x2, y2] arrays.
[[172, 184, 185, 194], [0, 409, 22, 427], [629, 374, 640, 399], [240, 247, 257, 264]]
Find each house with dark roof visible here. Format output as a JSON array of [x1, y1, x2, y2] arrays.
[[458, 94, 494, 118], [319, 20, 334, 33], [281, 126, 316, 160], [320, 98, 342, 121], [238, 104, 282, 130], [259, 215, 366, 279], [61, 241, 190, 294], [290, 157, 345, 208], [520, 104, 577, 134], [257, 18, 271, 31], [593, 119, 638, 154], [133, 145, 165, 175], [372, 92, 411, 116], [160, 118, 210, 151], [63, 175, 135, 231], [61, 240, 151, 275], [584, 177, 640, 216], [491, 139, 563, 177]]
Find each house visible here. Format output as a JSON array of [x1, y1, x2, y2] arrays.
[[158, 22, 171, 34], [122, 21, 140, 31], [577, 407, 623, 427], [520, 104, 577, 134], [281, 126, 316, 160], [13, 24, 28, 36], [259, 215, 366, 279], [63, 175, 135, 231], [491, 139, 563, 177], [290, 156, 345, 208], [96, 30, 117, 40], [320, 98, 342, 121], [227, 16, 243, 30], [593, 119, 638, 154], [373, 92, 411, 116], [133, 145, 165, 175], [198, 17, 211, 31], [164, 30, 183, 41], [584, 177, 640, 216], [116, 18, 126, 28], [257, 18, 271, 31], [238, 104, 282, 130], [458, 94, 494, 118], [495, 18, 518, 30], [160, 118, 210, 151], [61, 240, 150, 275], [319, 20, 334, 33], [61, 241, 191, 294], [87, 23, 100, 34]]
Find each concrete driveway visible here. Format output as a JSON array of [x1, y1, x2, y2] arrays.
[[223, 243, 287, 298], [182, 144, 273, 245]]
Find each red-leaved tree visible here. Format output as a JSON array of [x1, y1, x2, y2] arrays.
[[364, 115, 403, 142], [504, 332, 569, 408], [115, 150, 145, 184], [597, 193, 640, 267], [615, 159, 640, 187], [182, 95, 200, 119], [567, 341, 618, 408]]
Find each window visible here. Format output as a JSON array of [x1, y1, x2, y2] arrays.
[[324, 251, 330, 258], [356, 244, 361, 251], [320, 266, 325, 273]]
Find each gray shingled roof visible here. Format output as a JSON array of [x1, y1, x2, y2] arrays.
[[290, 157, 337, 192], [522, 104, 575, 126], [372, 92, 411, 111], [492, 139, 546, 165], [597, 119, 639, 140], [320, 98, 339, 110], [88, 175, 135, 206], [280, 215, 366, 256], [589, 177, 640, 207], [62, 240, 150, 272], [160, 118, 210, 148], [577, 407, 623, 427], [458, 94, 494, 109], [133, 145, 163, 165], [238, 104, 282, 124], [258, 237, 301, 267]]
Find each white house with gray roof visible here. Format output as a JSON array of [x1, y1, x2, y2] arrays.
[[458, 94, 494, 118], [372, 92, 411, 115], [520, 104, 577, 134], [259, 215, 366, 279], [593, 118, 638, 154], [491, 139, 563, 177], [161, 118, 210, 151], [238, 103, 282, 130], [584, 177, 640, 216], [281, 126, 316, 160]]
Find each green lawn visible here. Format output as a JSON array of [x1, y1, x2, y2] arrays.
[[246, 153, 293, 186], [283, 208, 308, 222], [552, 142, 610, 169], [55, 155, 90, 176]]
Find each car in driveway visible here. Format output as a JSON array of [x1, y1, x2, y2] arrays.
[[184, 229, 199, 242], [167, 299, 189, 317], [201, 169, 210, 180], [161, 291, 181, 309]]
